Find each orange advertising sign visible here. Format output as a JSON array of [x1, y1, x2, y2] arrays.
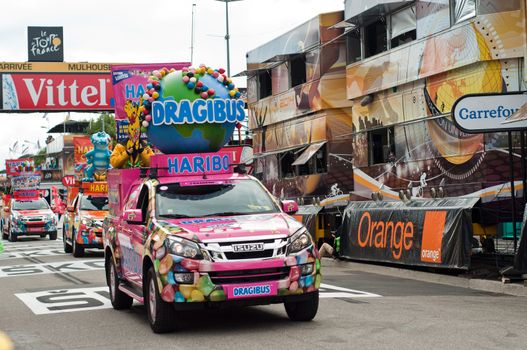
[[82, 182, 108, 194], [73, 136, 92, 164]]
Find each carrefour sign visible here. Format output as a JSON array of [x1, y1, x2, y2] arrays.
[[452, 92, 527, 133]]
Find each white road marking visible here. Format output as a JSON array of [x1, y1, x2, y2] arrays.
[[16, 287, 112, 315], [0, 248, 67, 261], [319, 283, 382, 298], [0, 259, 104, 277], [16, 283, 381, 315]]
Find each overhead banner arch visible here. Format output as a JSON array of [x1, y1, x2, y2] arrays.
[[0, 61, 114, 112]]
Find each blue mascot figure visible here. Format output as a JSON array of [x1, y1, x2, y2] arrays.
[[83, 132, 112, 182]]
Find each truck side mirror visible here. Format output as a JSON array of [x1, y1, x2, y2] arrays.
[[123, 209, 143, 225], [281, 200, 298, 215]]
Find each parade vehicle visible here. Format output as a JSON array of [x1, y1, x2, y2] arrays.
[[2, 191, 57, 242], [103, 151, 321, 332], [63, 182, 109, 257]]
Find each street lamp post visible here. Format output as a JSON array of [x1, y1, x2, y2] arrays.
[[214, 0, 243, 77]]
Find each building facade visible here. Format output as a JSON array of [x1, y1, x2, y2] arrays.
[[245, 1, 526, 243]]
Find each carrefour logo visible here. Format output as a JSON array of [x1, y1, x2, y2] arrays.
[[458, 106, 518, 120], [152, 99, 245, 125]]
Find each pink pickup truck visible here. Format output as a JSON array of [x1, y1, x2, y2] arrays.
[[103, 151, 321, 333]]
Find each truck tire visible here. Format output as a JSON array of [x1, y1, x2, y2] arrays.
[[2, 224, 7, 240], [145, 267, 177, 333], [284, 291, 319, 322], [63, 229, 72, 253], [107, 258, 133, 310], [49, 231, 57, 240], [8, 226, 17, 242], [72, 231, 84, 257]]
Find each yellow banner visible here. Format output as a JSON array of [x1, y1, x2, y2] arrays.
[[0, 62, 113, 73]]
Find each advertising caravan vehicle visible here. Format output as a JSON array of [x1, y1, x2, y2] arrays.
[[2, 191, 57, 242], [104, 65, 321, 333], [63, 181, 109, 257], [1, 160, 57, 242]]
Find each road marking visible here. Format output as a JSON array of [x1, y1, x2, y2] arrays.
[[16, 283, 380, 315], [0, 249, 67, 261], [16, 287, 112, 315], [319, 283, 382, 298], [0, 259, 104, 277]]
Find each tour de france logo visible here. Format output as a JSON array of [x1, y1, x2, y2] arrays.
[[29, 29, 62, 58]]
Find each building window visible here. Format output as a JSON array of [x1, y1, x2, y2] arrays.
[[290, 54, 306, 88], [452, 0, 476, 24], [368, 127, 395, 165], [364, 18, 387, 58], [416, 0, 450, 39], [296, 144, 328, 176], [258, 70, 272, 99], [280, 151, 296, 178], [390, 5, 416, 49], [346, 28, 362, 64]]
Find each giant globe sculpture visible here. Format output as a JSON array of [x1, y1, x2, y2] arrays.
[[139, 65, 243, 154]]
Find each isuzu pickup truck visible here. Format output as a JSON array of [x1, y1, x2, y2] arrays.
[[103, 152, 321, 333]]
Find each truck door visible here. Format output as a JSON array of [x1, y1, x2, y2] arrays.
[[119, 184, 148, 287]]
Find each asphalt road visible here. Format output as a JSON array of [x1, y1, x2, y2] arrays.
[[0, 234, 526, 350]]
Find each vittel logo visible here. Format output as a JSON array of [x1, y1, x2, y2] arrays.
[[22, 78, 108, 107]]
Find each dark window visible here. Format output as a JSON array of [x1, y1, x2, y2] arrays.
[[364, 19, 387, 58], [280, 151, 296, 178], [368, 127, 395, 165], [346, 28, 362, 64], [391, 30, 416, 48], [136, 185, 149, 222], [290, 54, 306, 87], [296, 144, 328, 176], [258, 70, 272, 99], [391, 5, 416, 48]]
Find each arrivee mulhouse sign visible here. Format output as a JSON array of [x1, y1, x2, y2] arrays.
[[452, 92, 527, 133]]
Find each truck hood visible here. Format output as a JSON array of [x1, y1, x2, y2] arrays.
[[158, 213, 304, 242], [13, 209, 53, 217], [79, 210, 107, 220]]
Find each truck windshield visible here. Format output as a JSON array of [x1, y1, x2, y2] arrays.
[[12, 199, 49, 210], [80, 196, 109, 211], [156, 180, 280, 218]]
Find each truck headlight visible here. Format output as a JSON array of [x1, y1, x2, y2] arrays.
[[167, 237, 203, 260], [287, 228, 313, 255]]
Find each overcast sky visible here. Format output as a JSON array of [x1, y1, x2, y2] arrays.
[[0, 0, 344, 169]]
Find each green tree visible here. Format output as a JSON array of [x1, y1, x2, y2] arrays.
[[33, 148, 47, 166], [85, 112, 117, 142]]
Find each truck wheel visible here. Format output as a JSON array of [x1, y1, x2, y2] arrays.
[[49, 231, 57, 240], [72, 232, 84, 257], [63, 229, 72, 253], [145, 267, 176, 333], [2, 224, 7, 240], [8, 227, 17, 242], [107, 258, 133, 310], [284, 291, 319, 322]]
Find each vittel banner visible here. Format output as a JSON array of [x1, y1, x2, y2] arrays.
[[1, 73, 113, 111], [339, 199, 476, 269], [452, 92, 527, 133]]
